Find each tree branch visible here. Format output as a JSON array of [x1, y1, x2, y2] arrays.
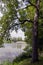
[[27, 0, 37, 8], [9, 19, 33, 30], [16, 1, 38, 12]]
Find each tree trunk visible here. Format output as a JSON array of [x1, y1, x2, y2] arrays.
[[32, 0, 40, 62]]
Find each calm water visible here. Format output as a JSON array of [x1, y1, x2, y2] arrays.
[[0, 42, 27, 64]]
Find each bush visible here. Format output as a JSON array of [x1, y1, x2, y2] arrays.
[[13, 51, 32, 64], [2, 61, 12, 65]]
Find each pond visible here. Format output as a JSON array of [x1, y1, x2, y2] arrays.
[[0, 41, 27, 64]]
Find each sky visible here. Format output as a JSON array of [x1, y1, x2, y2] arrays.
[[0, 0, 25, 40], [10, 29, 25, 40], [11, 0, 26, 40], [18, 0, 21, 2], [0, 12, 25, 40], [0, 12, 3, 18]]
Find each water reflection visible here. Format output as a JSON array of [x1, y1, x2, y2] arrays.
[[0, 42, 27, 64]]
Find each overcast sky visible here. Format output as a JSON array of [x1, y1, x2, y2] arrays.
[[11, 0, 26, 40], [0, 0, 26, 40], [0, 12, 3, 18], [10, 29, 25, 40], [0, 12, 25, 40]]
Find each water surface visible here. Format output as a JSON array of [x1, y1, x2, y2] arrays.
[[0, 42, 27, 64]]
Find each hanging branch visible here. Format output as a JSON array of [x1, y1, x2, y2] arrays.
[[9, 18, 33, 30]]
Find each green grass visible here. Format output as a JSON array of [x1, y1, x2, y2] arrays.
[[1, 57, 43, 65], [13, 57, 43, 65], [1, 51, 43, 65]]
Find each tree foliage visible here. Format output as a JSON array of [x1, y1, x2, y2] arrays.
[[0, 0, 43, 62]]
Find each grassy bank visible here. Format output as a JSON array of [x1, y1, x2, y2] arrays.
[[13, 57, 43, 65], [1, 51, 43, 65], [1, 57, 43, 65]]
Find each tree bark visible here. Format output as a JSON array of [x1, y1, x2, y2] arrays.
[[32, 0, 40, 62]]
